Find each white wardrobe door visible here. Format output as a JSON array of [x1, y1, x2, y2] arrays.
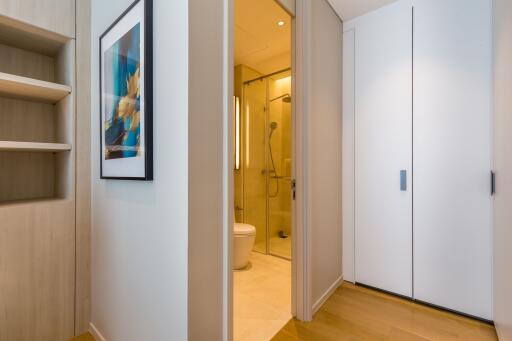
[[342, 29, 355, 283], [353, 1, 413, 297], [413, 0, 493, 319]]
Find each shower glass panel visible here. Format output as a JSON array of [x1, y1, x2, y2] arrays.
[[243, 77, 267, 254], [268, 70, 292, 259], [243, 69, 292, 259]]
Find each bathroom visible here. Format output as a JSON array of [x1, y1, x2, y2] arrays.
[[232, 0, 293, 339]]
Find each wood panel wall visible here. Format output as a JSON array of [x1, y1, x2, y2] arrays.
[[0, 200, 75, 341], [0, 0, 91, 339], [75, 0, 92, 334], [0, 0, 75, 38]]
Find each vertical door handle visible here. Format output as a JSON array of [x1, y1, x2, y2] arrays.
[[491, 171, 496, 195], [400, 170, 407, 191]]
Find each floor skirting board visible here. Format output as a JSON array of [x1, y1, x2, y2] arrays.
[[89, 323, 107, 341], [312, 276, 344, 315], [495, 322, 506, 341]]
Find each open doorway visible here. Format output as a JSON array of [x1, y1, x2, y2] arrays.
[[232, 0, 294, 339]]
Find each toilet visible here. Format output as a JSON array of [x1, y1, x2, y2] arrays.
[[233, 223, 256, 270]]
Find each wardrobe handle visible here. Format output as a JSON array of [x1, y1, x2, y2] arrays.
[[400, 170, 407, 191], [491, 171, 496, 196]]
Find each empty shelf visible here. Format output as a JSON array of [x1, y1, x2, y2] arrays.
[[0, 141, 71, 152], [0, 72, 71, 103]]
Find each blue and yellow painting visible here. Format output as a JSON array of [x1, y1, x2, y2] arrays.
[[104, 23, 141, 159]]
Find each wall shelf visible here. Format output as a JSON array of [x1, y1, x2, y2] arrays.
[[0, 71, 71, 103], [0, 141, 71, 152], [0, 197, 69, 208], [0, 13, 69, 56], [0, 23, 74, 205]]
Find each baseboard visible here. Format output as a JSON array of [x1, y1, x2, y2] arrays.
[[89, 322, 107, 341], [312, 275, 344, 315], [494, 321, 509, 341]]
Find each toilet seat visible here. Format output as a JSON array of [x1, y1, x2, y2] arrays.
[[234, 223, 256, 236]]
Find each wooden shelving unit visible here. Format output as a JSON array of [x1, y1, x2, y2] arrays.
[[0, 141, 71, 152], [0, 14, 75, 205], [0, 3, 80, 341], [0, 71, 71, 103]]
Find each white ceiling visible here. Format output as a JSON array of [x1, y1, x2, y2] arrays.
[[235, 0, 291, 74], [327, 0, 400, 21], [234, 0, 398, 74]]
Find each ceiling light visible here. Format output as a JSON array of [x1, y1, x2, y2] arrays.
[[277, 20, 285, 27]]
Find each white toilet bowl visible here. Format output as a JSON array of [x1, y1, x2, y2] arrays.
[[233, 223, 256, 270]]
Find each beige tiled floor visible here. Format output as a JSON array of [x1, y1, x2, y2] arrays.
[[254, 236, 292, 260], [234, 252, 292, 341], [268, 236, 291, 259]]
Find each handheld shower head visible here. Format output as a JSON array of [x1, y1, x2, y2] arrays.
[[270, 94, 292, 103]]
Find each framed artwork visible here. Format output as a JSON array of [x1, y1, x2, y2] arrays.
[[100, 0, 153, 180]]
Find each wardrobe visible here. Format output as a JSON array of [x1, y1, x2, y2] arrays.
[[0, 1, 91, 340], [343, 0, 493, 320]]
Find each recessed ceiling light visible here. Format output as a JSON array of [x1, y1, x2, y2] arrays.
[[277, 20, 285, 27]]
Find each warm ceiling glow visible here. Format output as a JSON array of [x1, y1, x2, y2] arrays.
[[277, 20, 285, 27]]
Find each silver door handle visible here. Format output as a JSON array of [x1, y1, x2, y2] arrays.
[[400, 170, 407, 191]]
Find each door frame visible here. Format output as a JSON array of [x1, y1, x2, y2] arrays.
[[223, 0, 313, 338], [291, 0, 312, 322]]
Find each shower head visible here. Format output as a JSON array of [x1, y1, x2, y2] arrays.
[[270, 122, 278, 130]]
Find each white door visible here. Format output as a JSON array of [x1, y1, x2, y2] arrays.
[[413, 0, 493, 320], [351, 1, 413, 297], [342, 28, 355, 283]]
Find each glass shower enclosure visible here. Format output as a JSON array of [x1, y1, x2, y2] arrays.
[[242, 69, 292, 260]]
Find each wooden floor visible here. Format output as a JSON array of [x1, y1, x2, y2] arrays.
[[70, 333, 95, 341], [69, 283, 498, 341], [272, 282, 498, 341]]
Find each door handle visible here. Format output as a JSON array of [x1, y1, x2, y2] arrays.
[[400, 170, 407, 191], [491, 171, 496, 195]]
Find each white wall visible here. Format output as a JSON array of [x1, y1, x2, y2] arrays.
[[493, 0, 512, 338], [90, 0, 188, 340], [309, 0, 344, 309], [188, 0, 230, 339]]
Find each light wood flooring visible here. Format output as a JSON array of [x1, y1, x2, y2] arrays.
[[70, 333, 95, 341], [272, 282, 498, 341], [69, 282, 498, 341]]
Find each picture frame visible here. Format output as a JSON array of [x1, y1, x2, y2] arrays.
[[100, 0, 153, 180]]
